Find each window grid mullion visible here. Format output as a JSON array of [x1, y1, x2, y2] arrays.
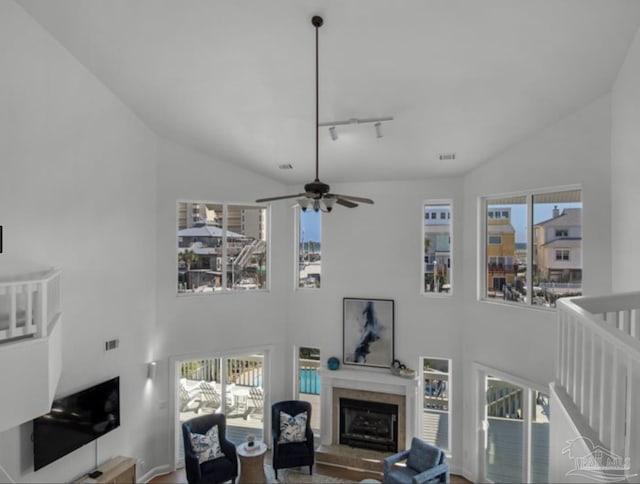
[[526, 194, 533, 306]]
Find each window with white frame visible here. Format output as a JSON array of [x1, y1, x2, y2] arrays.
[[297, 208, 321, 289], [423, 201, 452, 294], [482, 188, 582, 308], [177, 201, 268, 294]]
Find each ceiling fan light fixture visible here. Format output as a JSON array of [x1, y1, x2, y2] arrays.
[[298, 198, 311, 212], [322, 196, 336, 212]]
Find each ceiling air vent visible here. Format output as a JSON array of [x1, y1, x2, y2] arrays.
[[278, 163, 293, 170], [439, 153, 456, 161]]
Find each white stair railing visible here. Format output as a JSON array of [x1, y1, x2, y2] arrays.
[[557, 292, 640, 473], [0, 269, 61, 343]]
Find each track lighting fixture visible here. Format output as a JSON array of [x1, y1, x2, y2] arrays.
[[319, 116, 393, 140]]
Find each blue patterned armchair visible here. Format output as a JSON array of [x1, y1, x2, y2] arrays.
[[383, 437, 449, 484], [182, 413, 238, 484], [271, 400, 315, 479]]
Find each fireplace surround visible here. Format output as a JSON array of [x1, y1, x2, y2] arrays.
[[319, 367, 418, 451]]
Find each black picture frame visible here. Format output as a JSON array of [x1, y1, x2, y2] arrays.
[[343, 297, 394, 368]]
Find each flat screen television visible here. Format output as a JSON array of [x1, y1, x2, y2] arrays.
[[33, 376, 120, 471]]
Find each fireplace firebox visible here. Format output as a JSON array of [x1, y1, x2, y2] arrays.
[[339, 398, 398, 452]]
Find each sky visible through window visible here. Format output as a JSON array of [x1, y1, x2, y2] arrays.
[[300, 210, 321, 243]]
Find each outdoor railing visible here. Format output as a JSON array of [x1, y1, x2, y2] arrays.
[[557, 291, 640, 466], [180, 356, 263, 387], [424, 371, 449, 410], [0, 269, 61, 343]]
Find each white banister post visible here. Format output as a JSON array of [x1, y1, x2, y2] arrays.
[[37, 280, 48, 338]]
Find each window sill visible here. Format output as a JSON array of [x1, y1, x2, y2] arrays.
[[176, 289, 270, 297], [478, 297, 556, 312]]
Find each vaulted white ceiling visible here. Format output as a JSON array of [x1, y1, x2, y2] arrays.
[[17, 0, 640, 184]]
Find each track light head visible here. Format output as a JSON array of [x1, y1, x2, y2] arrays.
[[375, 122, 383, 138], [329, 126, 338, 141]]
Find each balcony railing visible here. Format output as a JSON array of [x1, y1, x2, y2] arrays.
[[0, 269, 61, 343], [556, 291, 640, 469]]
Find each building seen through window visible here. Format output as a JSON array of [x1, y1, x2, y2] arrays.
[[484, 189, 582, 307], [424, 202, 452, 294], [177, 201, 268, 293]]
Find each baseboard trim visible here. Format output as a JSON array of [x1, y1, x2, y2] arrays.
[[140, 464, 171, 483]]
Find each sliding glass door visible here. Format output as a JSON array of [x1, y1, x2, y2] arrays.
[[479, 369, 550, 483], [174, 349, 268, 468]]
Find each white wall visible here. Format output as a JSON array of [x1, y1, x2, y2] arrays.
[[287, 177, 466, 472], [612, 26, 640, 293], [0, 2, 157, 482], [152, 137, 290, 467], [461, 94, 612, 480]]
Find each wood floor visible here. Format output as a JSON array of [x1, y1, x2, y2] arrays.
[[148, 450, 471, 483]]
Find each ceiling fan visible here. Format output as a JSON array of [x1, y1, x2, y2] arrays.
[[256, 15, 374, 212]]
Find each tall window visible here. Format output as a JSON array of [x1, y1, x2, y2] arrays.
[[297, 346, 321, 438], [421, 357, 451, 453], [423, 201, 452, 294], [482, 188, 582, 307], [177, 201, 268, 294], [297, 208, 321, 289]]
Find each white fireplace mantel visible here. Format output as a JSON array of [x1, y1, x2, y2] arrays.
[[319, 367, 419, 450]]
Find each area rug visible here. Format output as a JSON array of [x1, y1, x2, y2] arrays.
[[264, 465, 358, 483]]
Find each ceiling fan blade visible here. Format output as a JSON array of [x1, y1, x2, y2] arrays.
[[330, 193, 374, 205], [255, 193, 307, 203], [336, 198, 358, 208]]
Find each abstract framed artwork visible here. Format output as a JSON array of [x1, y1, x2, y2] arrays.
[[343, 297, 394, 368]]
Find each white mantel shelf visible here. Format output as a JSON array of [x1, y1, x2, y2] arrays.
[[319, 367, 419, 450], [319, 367, 417, 394]]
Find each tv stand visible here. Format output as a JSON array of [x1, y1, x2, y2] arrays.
[[74, 456, 136, 483]]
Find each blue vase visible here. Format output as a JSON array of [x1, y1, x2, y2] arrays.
[[327, 357, 340, 371]]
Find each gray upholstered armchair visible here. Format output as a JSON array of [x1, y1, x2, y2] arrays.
[[383, 437, 449, 484]]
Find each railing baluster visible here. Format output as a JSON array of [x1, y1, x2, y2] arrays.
[[610, 349, 626, 455], [589, 333, 598, 429], [628, 360, 640, 479], [631, 309, 639, 340], [37, 280, 48, 338], [573, 321, 581, 405], [26, 283, 34, 334], [566, 318, 573, 396], [558, 309, 565, 383], [580, 327, 589, 416], [599, 338, 608, 445], [8, 285, 17, 338]]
